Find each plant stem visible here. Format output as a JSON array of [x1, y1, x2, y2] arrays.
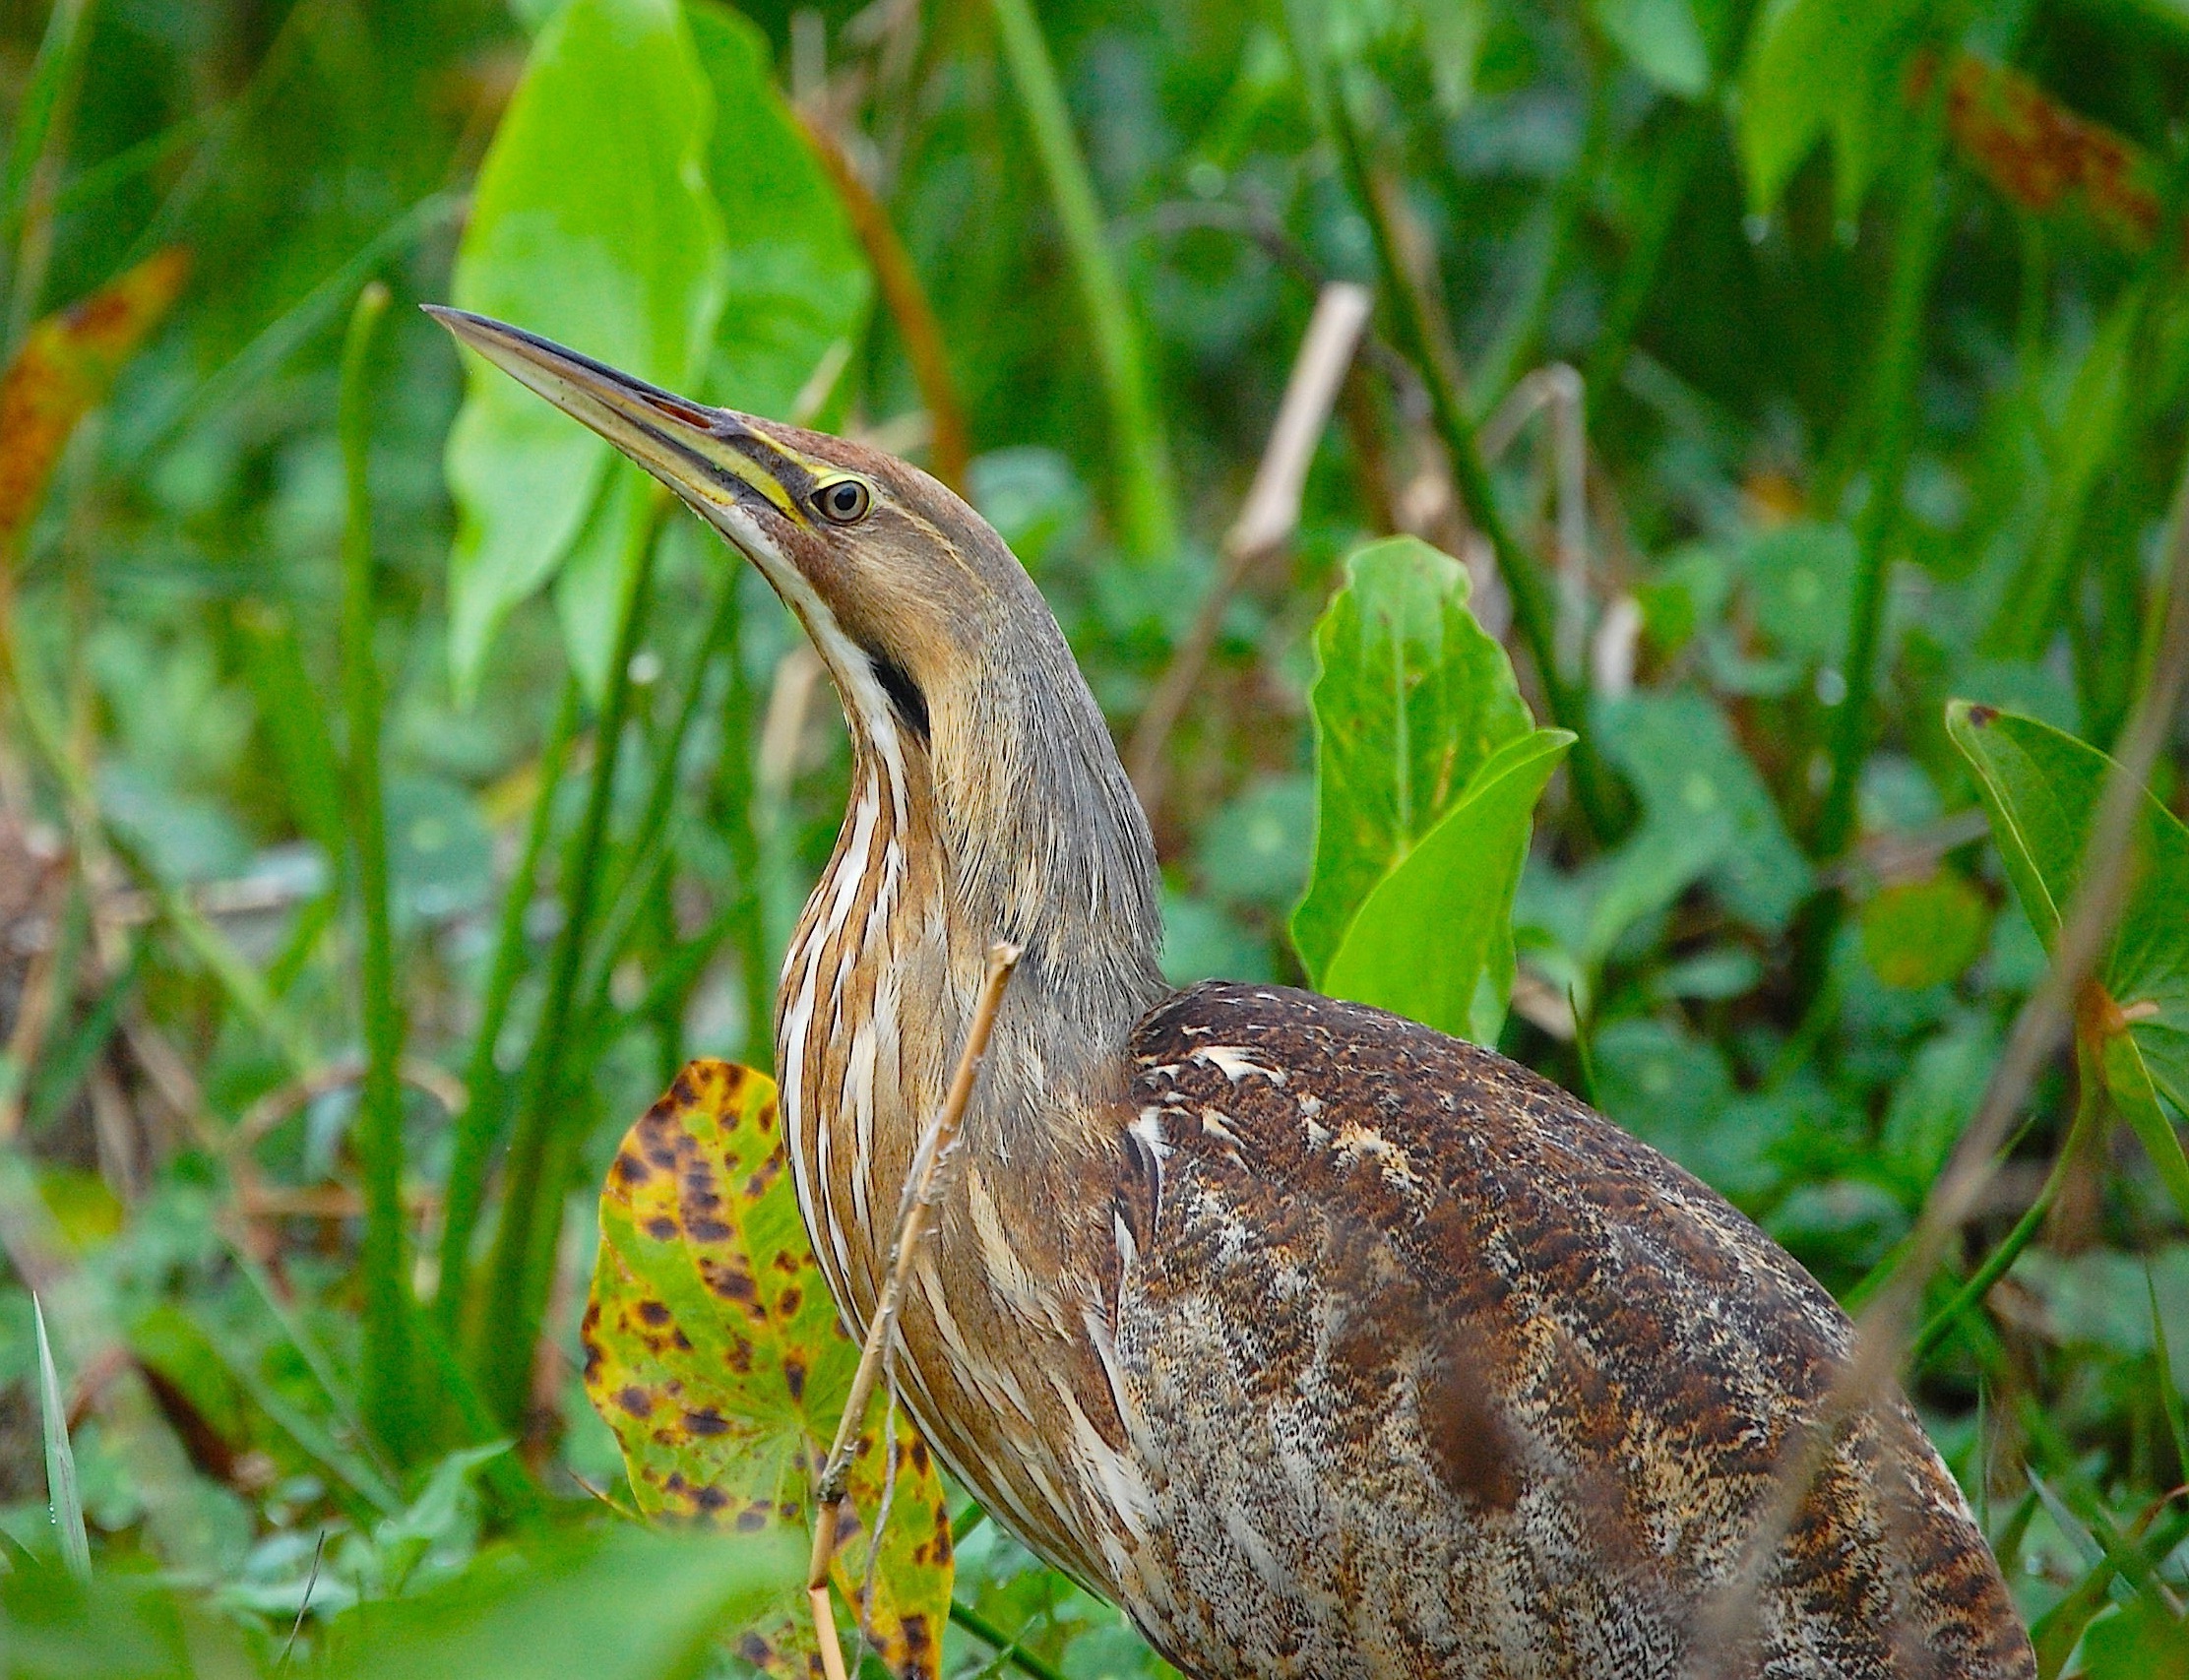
[[336, 280, 421, 1461], [0, 0, 96, 349], [1325, 80, 1627, 842], [1585, 101, 1710, 395], [472, 482, 663, 1428], [1811, 77, 1951, 866], [435, 675, 582, 1338], [797, 113, 971, 492], [987, 0, 1176, 561], [1909, 1035, 2103, 1371], [707, 581, 773, 1070], [947, 1599, 1070, 1680]]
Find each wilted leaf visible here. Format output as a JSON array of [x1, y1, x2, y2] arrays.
[[1860, 874, 1991, 990], [585, 1061, 952, 1680], [1944, 54, 2163, 252], [1947, 701, 2189, 1223], [0, 247, 190, 554], [1292, 535, 1532, 983], [444, 0, 726, 698], [1322, 727, 1570, 1044]]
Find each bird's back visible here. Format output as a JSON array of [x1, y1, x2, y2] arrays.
[[1102, 981, 2033, 1680]]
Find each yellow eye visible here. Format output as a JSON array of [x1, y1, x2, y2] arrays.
[[815, 478, 872, 525]]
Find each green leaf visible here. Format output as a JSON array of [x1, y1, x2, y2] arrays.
[[1738, 0, 1935, 218], [585, 1061, 953, 1680], [1593, 0, 1711, 96], [686, 2, 871, 418], [1292, 536, 1532, 983], [444, 0, 726, 699], [1947, 701, 2189, 1223], [1322, 727, 1572, 1043], [2077, 1599, 2189, 1680], [1596, 688, 1813, 940], [1859, 874, 1991, 990], [324, 1522, 801, 1680]]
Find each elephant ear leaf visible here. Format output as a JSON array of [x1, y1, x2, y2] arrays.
[[1946, 701, 2189, 1223], [585, 1060, 952, 1680], [1293, 536, 1561, 1044]]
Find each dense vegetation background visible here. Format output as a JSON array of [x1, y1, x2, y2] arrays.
[[2, 0, 2189, 1673]]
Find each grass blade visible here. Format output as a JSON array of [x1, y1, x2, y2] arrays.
[[987, 0, 1175, 561], [472, 485, 664, 1428], [33, 1293, 91, 1581], [436, 675, 582, 1338], [337, 279, 423, 1462]]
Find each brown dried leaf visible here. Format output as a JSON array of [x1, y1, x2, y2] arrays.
[[0, 247, 191, 553], [1943, 56, 2162, 252], [584, 1060, 953, 1680]]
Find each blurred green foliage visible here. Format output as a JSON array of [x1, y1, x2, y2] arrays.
[[3, 0, 2189, 1673]]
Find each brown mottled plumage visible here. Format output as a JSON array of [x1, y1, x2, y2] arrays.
[[434, 307, 2036, 1680]]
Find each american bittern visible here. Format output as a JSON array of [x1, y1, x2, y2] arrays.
[[432, 307, 2035, 1680]]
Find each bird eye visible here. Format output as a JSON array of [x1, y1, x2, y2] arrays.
[[815, 478, 872, 525]]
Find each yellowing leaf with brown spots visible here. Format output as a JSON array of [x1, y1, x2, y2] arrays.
[[584, 1060, 953, 1680]]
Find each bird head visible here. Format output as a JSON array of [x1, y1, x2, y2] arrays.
[[429, 306, 1164, 1034], [427, 306, 1041, 763]]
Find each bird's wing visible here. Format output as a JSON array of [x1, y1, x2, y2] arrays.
[[1102, 981, 2030, 1680]]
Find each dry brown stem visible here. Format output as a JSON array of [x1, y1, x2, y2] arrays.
[[807, 939, 1023, 1680], [1125, 280, 1373, 816]]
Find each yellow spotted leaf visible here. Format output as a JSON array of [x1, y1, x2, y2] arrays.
[[584, 1060, 953, 1680]]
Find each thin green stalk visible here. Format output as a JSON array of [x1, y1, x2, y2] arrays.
[[336, 280, 422, 1462], [1584, 101, 1710, 396], [947, 1599, 1070, 1680], [581, 568, 743, 1008], [988, 0, 1176, 561], [706, 583, 773, 1070], [125, 190, 463, 467], [0, 0, 96, 347], [435, 675, 581, 1338], [1909, 1036, 2104, 1371], [1811, 77, 1952, 866], [472, 486, 664, 1429], [1324, 78, 1627, 842], [1476, 49, 1611, 407]]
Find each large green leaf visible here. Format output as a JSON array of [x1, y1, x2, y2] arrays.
[[1946, 701, 2189, 1220], [1738, 0, 1936, 218], [687, 2, 870, 418], [1322, 726, 1572, 1043], [551, 2, 874, 696], [1292, 536, 1532, 983], [585, 1061, 953, 1680], [444, 0, 726, 698]]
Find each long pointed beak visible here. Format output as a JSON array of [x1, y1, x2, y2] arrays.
[[424, 306, 808, 525]]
